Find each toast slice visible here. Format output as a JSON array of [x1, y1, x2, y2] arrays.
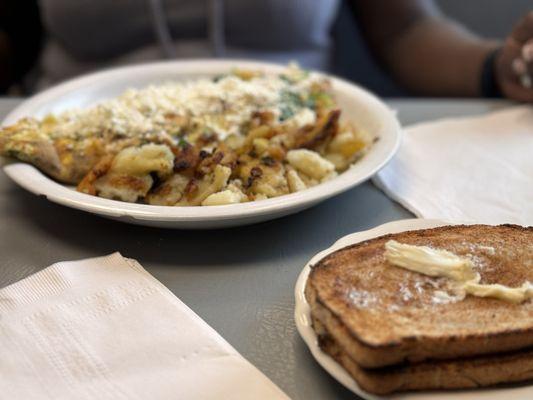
[[313, 315, 533, 395], [306, 224, 533, 368]]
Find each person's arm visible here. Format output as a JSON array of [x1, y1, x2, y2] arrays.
[[350, 0, 532, 100]]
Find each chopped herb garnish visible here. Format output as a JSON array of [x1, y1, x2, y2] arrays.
[[281, 90, 303, 106], [279, 107, 295, 121], [177, 137, 190, 148], [307, 92, 334, 109], [279, 90, 305, 121], [279, 69, 309, 83], [279, 74, 292, 84]]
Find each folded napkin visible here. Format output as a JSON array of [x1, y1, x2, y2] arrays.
[[374, 106, 533, 226], [0, 253, 289, 400]]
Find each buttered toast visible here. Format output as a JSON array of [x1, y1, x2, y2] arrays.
[[313, 315, 533, 395], [306, 224, 533, 369]]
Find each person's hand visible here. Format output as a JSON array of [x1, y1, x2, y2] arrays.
[[495, 11, 533, 102]]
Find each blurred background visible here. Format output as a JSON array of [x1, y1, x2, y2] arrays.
[[1, 0, 531, 97], [437, 0, 530, 38]]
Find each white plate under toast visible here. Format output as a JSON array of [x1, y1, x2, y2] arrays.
[[294, 218, 533, 400], [1, 60, 401, 229]]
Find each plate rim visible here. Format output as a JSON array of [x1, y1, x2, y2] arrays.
[[1, 59, 401, 223], [293, 218, 533, 399]]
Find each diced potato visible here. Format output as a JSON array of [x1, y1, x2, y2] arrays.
[[298, 173, 319, 188], [286, 170, 306, 193], [324, 153, 346, 170], [320, 170, 338, 183], [328, 130, 367, 158], [286, 149, 335, 180], [250, 165, 289, 198], [252, 138, 269, 154], [111, 144, 174, 177], [254, 176, 288, 197], [226, 181, 249, 201], [212, 165, 232, 188], [146, 174, 189, 206], [202, 189, 243, 206], [225, 134, 246, 150], [248, 125, 271, 140], [95, 174, 153, 203], [177, 165, 232, 206]]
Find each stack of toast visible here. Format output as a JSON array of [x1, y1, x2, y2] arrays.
[[305, 224, 533, 395]]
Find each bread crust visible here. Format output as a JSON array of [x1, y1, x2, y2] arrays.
[[313, 315, 533, 395], [306, 224, 533, 368]]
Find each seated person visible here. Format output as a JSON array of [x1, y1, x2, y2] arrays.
[[0, 0, 531, 101]]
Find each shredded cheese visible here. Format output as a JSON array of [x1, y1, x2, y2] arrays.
[[47, 70, 325, 141]]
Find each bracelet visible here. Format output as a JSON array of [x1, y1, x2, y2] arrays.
[[480, 48, 503, 98]]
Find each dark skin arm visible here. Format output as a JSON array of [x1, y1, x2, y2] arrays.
[[351, 0, 533, 101]]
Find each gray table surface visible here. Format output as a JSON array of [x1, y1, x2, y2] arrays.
[[0, 98, 512, 399]]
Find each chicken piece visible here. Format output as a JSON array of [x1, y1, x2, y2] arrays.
[[0, 118, 107, 184]]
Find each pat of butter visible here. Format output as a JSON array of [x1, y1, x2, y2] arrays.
[[384, 240, 477, 281], [384, 240, 533, 304], [463, 281, 533, 304]]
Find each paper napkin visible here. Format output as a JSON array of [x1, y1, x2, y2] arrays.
[[0, 253, 289, 400], [374, 106, 533, 225]]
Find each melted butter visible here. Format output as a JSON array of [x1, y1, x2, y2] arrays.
[[384, 240, 477, 281], [463, 281, 533, 304], [384, 240, 533, 304]]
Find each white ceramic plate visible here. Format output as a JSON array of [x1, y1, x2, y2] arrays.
[[1, 60, 401, 229], [294, 218, 533, 400]]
